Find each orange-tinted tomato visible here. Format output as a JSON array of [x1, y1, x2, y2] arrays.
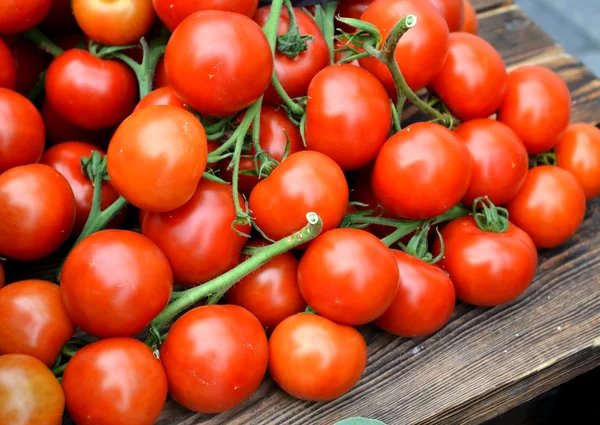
[[133, 86, 186, 112], [0, 0, 52, 34], [461, 0, 478, 34]]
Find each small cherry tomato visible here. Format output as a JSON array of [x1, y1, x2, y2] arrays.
[[249, 151, 349, 241], [160, 304, 269, 413], [60, 230, 173, 338], [62, 338, 168, 425], [298, 228, 399, 325], [506, 166, 586, 249], [461, 0, 478, 34], [372, 122, 471, 219], [165, 11, 273, 116], [107, 105, 208, 212], [454, 118, 528, 206], [498, 66, 571, 154], [336, 0, 374, 33], [428, 0, 464, 32], [142, 180, 250, 286], [0, 164, 75, 261], [555, 123, 600, 200], [269, 313, 367, 401], [0, 0, 52, 34], [133, 86, 186, 112], [0, 39, 16, 90], [0, 354, 64, 425], [305, 64, 392, 170]]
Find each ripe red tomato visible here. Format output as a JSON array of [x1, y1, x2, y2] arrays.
[[153, 0, 259, 32], [431, 33, 507, 121], [41, 142, 125, 236], [298, 228, 399, 325], [454, 119, 528, 206], [0, 280, 75, 367], [133, 86, 186, 112], [45, 49, 137, 130], [253, 6, 329, 104], [226, 240, 306, 332], [62, 338, 168, 425], [0, 0, 52, 34], [4, 36, 51, 95], [249, 151, 349, 241], [0, 39, 16, 90], [0, 164, 75, 261], [160, 305, 268, 413], [269, 313, 367, 401], [428, 0, 464, 32], [433, 216, 538, 306], [73, 0, 156, 46], [336, 0, 374, 33], [0, 354, 64, 425], [359, 0, 449, 94], [107, 105, 208, 212], [372, 122, 471, 219], [60, 230, 173, 338], [498, 66, 571, 154], [506, 166, 586, 249], [142, 180, 250, 285], [154, 56, 168, 88], [0, 88, 45, 173], [305, 64, 392, 170], [555, 123, 600, 200], [461, 0, 477, 34], [165, 11, 273, 116]]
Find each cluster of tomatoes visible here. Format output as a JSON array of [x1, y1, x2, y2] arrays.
[[1, 0, 600, 424]]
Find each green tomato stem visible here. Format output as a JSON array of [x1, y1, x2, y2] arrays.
[[271, 73, 305, 116], [22, 28, 64, 57], [115, 38, 165, 99], [313, 2, 338, 64]]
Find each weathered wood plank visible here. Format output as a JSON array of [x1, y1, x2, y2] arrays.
[[472, 0, 514, 12]]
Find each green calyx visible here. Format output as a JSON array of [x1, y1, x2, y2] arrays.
[[277, 0, 314, 58], [81, 151, 109, 184], [472, 197, 510, 233], [398, 222, 444, 265]]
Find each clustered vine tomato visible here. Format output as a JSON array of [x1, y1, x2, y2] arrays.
[[0, 0, 52, 34], [428, 0, 465, 32], [461, 0, 478, 34], [0, 39, 17, 90], [336, 0, 374, 33], [134, 86, 187, 112]]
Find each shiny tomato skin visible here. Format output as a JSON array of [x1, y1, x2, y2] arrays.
[[359, 0, 449, 94], [433, 216, 538, 306], [0, 280, 76, 367], [0, 88, 45, 173], [226, 241, 306, 332], [60, 230, 173, 338], [336, 0, 374, 32], [153, 0, 259, 32], [429, 0, 464, 32], [45, 49, 137, 130], [461, 0, 477, 34], [142, 179, 250, 286], [555, 123, 600, 200], [133, 86, 186, 112], [431, 33, 507, 121], [498, 66, 571, 154], [372, 122, 471, 219], [160, 304, 268, 413], [506, 166, 586, 249], [62, 338, 168, 425], [249, 151, 349, 241], [0, 354, 64, 425], [305, 64, 392, 170], [165, 11, 273, 116], [0, 39, 16, 90], [0, 0, 52, 34], [269, 313, 367, 401], [107, 105, 207, 212], [455, 119, 528, 206], [298, 228, 399, 325], [253, 6, 330, 104], [0, 164, 75, 261]]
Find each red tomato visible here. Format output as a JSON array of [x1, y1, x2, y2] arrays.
[[434, 216, 538, 305], [154, 56, 168, 88], [160, 304, 269, 413], [0, 88, 45, 173], [0, 0, 52, 34], [428, 0, 464, 32], [4, 36, 51, 95], [430, 33, 507, 121], [142, 179, 250, 286], [0, 280, 75, 367], [0, 39, 16, 90], [41, 0, 80, 34], [107, 105, 208, 212], [298, 228, 399, 325], [461, 0, 478, 34], [133, 86, 186, 112], [506, 166, 586, 248], [269, 313, 367, 401], [153, 0, 259, 32], [73, 0, 156, 46], [165, 11, 273, 116], [454, 119, 528, 206], [249, 151, 349, 241], [305, 64, 391, 170], [226, 240, 306, 332], [253, 6, 329, 104], [555, 123, 600, 200], [359, 0, 449, 94], [62, 338, 168, 425], [0, 164, 75, 261], [374, 250, 455, 336], [0, 354, 64, 425], [498, 66, 571, 154], [60, 230, 173, 338], [372, 122, 471, 219], [336, 0, 374, 33]]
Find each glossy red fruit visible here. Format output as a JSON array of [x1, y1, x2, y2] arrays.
[[4, 36, 51, 95], [0, 0, 52, 34], [0, 39, 16, 90], [154, 56, 168, 88], [134, 86, 186, 112], [461, 0, 477, 34], [428, 0, 464, 32]]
